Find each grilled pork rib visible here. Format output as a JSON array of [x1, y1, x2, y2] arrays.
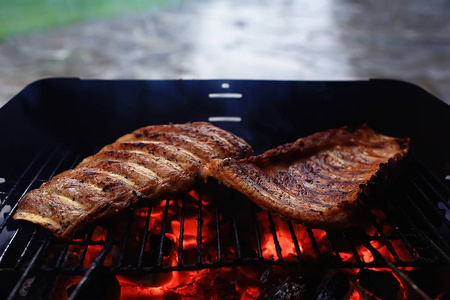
[[14, 122, 253, 239], [204, 125, 409, 229]]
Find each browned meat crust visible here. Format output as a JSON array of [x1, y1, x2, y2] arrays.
[[204, 125, 409, 229], [14, 122, 253, 239]]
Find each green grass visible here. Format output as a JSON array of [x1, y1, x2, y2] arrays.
[[0, 0, 185, 40]]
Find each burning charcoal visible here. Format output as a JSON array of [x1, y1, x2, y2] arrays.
[[257, 279, 307, 300], [145, 233, 174, 265], [67, 266, 120, 300], [357, 269, 399, 300], [315, 270, 349, 300], [257, 266, 308, 300]]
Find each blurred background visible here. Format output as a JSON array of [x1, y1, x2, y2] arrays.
[[1, 0, 450, 107]]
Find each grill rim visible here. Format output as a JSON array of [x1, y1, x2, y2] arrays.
[[0, 78, 449, 299]]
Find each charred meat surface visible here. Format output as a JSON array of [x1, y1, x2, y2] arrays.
[[14, 122, 253, 239], [204, 125, 409, 229]]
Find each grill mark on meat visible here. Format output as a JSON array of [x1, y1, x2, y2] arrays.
[[204, 124, 409, 229], [80, 168, 139, 189], [122, 123, 251, 160], [157, 134, 219, 160], [53, 194, 85, 209], [177, 149, 203, 162], [121, 133, 215, 163], [106, 160, 159, 180], [117, 150, 184, 171], [128, 123, 239, 152], [101, 142, 201, 166], [83, 150, 184, 174], [82, 160, 161, 191], [14, 122, 253, 239], [122, 140, 162, 145], [195, 124, 244, 155], [195, 123, 252, 157], [45, 175, 107, 203]]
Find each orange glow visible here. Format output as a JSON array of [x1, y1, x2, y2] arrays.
[[359, 246, 375, 263], [340, 251, 356, 262], [61, 191, 422, 300], [118, 268, 262, 300], [348, 287, 361, 299]]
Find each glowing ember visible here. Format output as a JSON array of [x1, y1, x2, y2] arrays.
[[55, 190, 422, 299]]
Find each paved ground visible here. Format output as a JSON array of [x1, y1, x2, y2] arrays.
[[1, 0, 450, 107]]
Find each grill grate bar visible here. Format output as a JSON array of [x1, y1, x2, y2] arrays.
[[75, 231, 94, 269], [6, 234, 52, 300], [2, 150, 449, 299], [413, 166, 450, 210], [379, 203, 421, 260], [4, 251, 438, 275], [116, 208, 135, 267], [178, 196, 187, 266], [342, 230, 363, 265], [137, 207, 152, 267], [362, 240, 432, 300], [14, 228, 41, 269], [249, 203, 263, 259], [116, 253, 397, 273], [196, 193, 203, 265], [230, 192, 242, 259], [54, 243, 71, 268], [158, 199, 171, 267], [326, 231, 344, 262], [407, 178, 450, 227], [24, 236, 73, 299], [414, 161, 450, 194], [0, 147, 60, 233], [395, 195, 450, 263], [213, 196, 222, 263], [23, 270, 53, 299], [307, 228, 323, 262], [68, 233, 114, 300], [369, 214, 403, 262], [0, 149, 44, 207], [0, 222, 22, 264], [403, 191, 450, 251], [287, 220, 303, 264], [266, 211, 283, 261], [48, 148, 73, 179]]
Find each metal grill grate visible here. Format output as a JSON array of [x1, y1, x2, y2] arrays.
[[0, 143, 449, 300]]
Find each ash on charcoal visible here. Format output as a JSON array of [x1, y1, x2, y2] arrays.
[[257, 267, 309, 300], [315, 270, 349, 300], [257, 279, 307, 300]]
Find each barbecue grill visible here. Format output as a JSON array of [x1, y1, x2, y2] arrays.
[[0, 78, 449, 299]]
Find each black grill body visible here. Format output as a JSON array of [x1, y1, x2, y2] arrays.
[[0, 78, 449, 299]]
